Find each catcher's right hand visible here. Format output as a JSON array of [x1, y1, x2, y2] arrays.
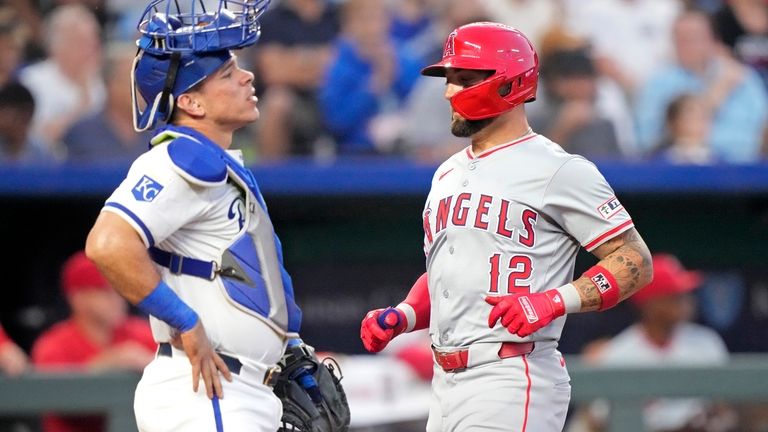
[[360, 307, 406, 353], [485, 290, 566, 338]]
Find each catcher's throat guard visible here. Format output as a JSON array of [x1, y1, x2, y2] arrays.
[[274, 341, 351, 432]]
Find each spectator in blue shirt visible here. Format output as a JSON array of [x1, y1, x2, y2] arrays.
[[318, 0, 423, 155], [389, 0, 435, 66], [635, 9, 768, 163], [652, 93, 718, 165], [252, 0, 340, 159], [62, 44, 149, 164]]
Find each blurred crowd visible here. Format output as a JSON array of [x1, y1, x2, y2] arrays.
[[0, 251, 156, 432], [1, 0, 768, 165]]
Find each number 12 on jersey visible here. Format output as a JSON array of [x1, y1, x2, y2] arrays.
[[488, 254, 532, 294]]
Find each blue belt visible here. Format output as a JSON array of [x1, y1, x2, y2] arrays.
[[149, 247, 217, 280]]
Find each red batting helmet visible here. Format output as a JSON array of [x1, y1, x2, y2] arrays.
[[422, 22, 539, 120]]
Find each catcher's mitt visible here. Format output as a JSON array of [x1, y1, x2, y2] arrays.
[[273, 341, 351, 432]]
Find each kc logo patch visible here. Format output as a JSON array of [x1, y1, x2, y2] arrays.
[[597, 196, 623, 219], [591, 273, 612, 294], [132, 175, 164, 202]]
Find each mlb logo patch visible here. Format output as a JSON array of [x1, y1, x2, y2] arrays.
[[518, 296, 539, 323], [132, 175, 164, 202], [597, 196, 623, 219], [591, 273, 612, 294]]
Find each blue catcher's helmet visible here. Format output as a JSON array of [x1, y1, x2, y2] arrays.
[[131, 0, 271, 131]]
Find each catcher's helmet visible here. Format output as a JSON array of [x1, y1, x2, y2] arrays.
[[422, 22, 539, 120], [131, 0, 271, 131]]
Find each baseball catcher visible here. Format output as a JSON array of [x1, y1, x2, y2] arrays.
[[85, 0, 349, 430], [273, 340, 350, 432]]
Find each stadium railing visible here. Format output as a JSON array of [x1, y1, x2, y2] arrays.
[[1, 354, 767, 432]]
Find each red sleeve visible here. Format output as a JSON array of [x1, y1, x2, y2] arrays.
[[124, 317, 157, 351], [0, 325, 11, 348], [400, 273, 430, 332], [32, 334, 72, 367], [31, 323, 93, 368]]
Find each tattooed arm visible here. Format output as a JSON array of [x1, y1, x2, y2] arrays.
[[573, 228, 653, 312]]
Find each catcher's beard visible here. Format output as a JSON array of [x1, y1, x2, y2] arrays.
[[450, 115, 494, 137]]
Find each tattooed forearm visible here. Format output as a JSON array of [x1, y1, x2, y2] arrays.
[[572, 228, 653, 312]]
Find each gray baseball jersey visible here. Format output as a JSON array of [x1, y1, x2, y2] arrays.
[[422, 132, 634, 349]]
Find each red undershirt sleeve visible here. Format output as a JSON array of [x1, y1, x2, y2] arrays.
[[397, 272, 430, 332]]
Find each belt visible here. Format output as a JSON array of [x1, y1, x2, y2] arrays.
[[149, 247, 218, 280], [432, 342, 535, 373], [157, 343, 281, 387]]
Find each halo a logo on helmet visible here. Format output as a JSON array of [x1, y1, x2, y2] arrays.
[[443, 31, 456, 58]]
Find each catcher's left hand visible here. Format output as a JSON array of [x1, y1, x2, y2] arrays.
[[273, 340, 350, 432]]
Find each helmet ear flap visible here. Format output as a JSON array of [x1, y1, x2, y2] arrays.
[[497, 75, 535, 101], [451, 69, 538, 120]]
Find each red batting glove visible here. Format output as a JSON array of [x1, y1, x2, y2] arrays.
[[360, 307, 407, 353], [485, 290, 566, 338]]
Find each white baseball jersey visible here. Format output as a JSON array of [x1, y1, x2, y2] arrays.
[[103, 135, 285, 362], [102, 126, 297, 431], [422, 132, 634, 348]]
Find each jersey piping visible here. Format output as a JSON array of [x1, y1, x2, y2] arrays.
[[584, 219, 634, 251], [103, 202, 155, 246], [465, 133, 538, 160], [522, 355, 532, 432]]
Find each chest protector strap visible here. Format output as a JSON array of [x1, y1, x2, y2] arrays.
[[148, 126, 300, 334], [149, 247, 218, 280]]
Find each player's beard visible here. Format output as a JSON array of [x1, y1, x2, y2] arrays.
[[450, 116, 493, 137]]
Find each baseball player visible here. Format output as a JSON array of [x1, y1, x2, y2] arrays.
[[85, 1, 305, 431], [360, 22, 654, 432]]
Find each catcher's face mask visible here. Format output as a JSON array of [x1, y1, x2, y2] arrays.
[[136, 0, 270, 55], [130, 0, 271, 131]]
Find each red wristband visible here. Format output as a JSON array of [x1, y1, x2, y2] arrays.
[[583, 265, 620, 311]]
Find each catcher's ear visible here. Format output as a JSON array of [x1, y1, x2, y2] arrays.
[[176, 93, 205, 117]]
